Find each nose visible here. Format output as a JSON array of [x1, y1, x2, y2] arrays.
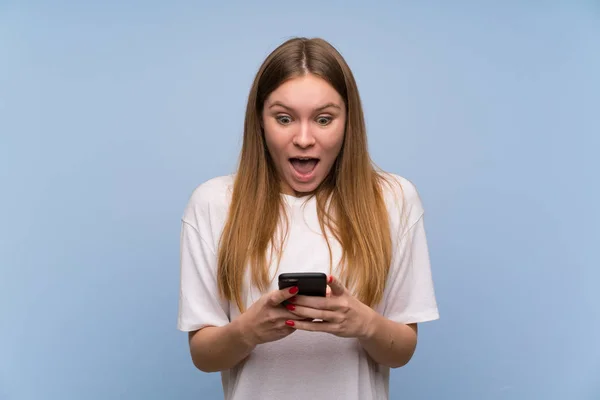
[[292, 121, 316, 148]]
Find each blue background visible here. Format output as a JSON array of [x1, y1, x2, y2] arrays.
[[1, 1, 599, 399]]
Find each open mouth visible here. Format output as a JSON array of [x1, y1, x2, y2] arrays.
[[289, 157, 319, 175]]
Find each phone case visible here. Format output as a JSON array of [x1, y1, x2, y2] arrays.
[[278, 272, 327, 296]]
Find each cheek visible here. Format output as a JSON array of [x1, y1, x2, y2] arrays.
[[263, 125, 287, 159], [321, 126, 345, 156]]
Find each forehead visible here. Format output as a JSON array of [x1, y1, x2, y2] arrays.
[[264, 74, 344, 110]]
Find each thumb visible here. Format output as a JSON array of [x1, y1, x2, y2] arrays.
[[327, 275, 346, 296], [268, 285, 299, 306]]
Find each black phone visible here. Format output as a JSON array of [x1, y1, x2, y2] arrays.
[[278, 272, 327, 297]]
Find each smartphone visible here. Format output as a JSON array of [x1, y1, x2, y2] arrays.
[[278, 272, 327, 297]]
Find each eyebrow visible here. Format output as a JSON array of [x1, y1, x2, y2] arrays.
[[268, 101, 342, 112]]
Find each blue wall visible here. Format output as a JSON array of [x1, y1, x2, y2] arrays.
[[1, 1, 598, 399]]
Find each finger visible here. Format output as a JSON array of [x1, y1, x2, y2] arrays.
[[327, 275, 346, 297], [285, 304, 339, 322], [326, 286, 332, 298], [270, 307, 310, 326], [268, 286, 299, 307], [292, 295, 332, 310], [290, 319, 337, 334]]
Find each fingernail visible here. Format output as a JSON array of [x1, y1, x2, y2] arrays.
[[328, 275, 333, 283], [289, 296, 297, 303], [289, 286, 299, 294], [286, 304, 295, 311], [285, 320, 295, 327]]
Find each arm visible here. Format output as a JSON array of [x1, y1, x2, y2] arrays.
[[178, 214, 301, 373], [359, 316, 418, 368], [360, 200, 439, 367], [188, 319, 255, 373], [289, 214, 438, 368], [187, 285, 301, 372], [288, 277, 420, 369], [283, 180, 439, 367], [178, 217, 247, 372]]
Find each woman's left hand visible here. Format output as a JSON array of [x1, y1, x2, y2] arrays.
[[285, 275, 377, 339]]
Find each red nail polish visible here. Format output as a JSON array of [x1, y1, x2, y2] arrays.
[[286, 304, 295, 311], [289, 286, 299, 294], [285, 320, 295, 327], [289, 296, 297, 303], [328, 275, 333, 284]]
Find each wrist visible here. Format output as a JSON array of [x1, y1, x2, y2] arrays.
[[358, 307, 380, 341], [229, 316, 259, 350]]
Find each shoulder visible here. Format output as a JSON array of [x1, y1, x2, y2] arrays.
[[377, 171, 425, 233], [378, 171, 424, 213], [378, 172, 422, 209], [182, 174, 235, 230], [188, 174, 235, 205]]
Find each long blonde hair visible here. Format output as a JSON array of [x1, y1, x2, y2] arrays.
[[218, 37, 394, 312]]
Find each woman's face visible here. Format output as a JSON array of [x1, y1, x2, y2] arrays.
[[262, 74, 346, 196]]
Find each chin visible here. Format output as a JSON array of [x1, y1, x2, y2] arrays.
[[288, 179, 322, 196]]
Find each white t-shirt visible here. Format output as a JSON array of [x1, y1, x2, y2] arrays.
[[177, 173, 439, 400]]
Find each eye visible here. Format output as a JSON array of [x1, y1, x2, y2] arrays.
[[276, 115, 293, 125], [316, 116, 332, 126]]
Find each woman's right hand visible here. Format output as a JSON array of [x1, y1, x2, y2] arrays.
[[236, 286, 301, 347]]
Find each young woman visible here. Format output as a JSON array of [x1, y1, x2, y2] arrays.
[[177, 37, 439, 400]]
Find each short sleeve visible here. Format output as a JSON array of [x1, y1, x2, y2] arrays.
[[382, 212, 440, 324], [177, 220, 230, 332]]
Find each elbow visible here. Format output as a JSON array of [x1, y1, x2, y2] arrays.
[[191, 356, 222, 373], [387, 346, 417, 369], [388, 354, 413, 369], [189, 344, 227, 373], [188, 329, 223, 373], [389, 326, 418, 368]]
